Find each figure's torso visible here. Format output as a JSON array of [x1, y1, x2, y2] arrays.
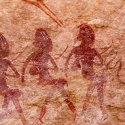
[[74, 46, 96, 66], [31, 51, 52, 81], [73, 46, 97, 77], [0, 59, 10, 93]]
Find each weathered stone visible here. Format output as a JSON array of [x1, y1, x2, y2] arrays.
[[0, 0, 125, 125]]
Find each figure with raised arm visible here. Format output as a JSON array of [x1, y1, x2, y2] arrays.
[[65, 23, 107, 120], [0, 34, 27, 125], [21, 28, 77, 124]]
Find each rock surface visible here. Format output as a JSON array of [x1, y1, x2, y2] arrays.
[[0, 0, 125, 125]]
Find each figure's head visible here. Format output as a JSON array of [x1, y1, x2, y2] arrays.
[[77, 23, 95, 46], [33, 28, 52, 52], [0, 34, 9, 58]]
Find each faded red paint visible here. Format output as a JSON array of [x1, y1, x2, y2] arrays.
[[21, 28, 77, 124], [116, 58, 125, 84], [0, 34, 27, 125], [22, 0, 63, 27], [101, 46, 124, 85], [65, 24, 107, 119]]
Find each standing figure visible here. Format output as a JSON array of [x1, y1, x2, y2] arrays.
[[0, 34, 27, 125], [21, 28, 77, 124], [65, 24, 107, 119]]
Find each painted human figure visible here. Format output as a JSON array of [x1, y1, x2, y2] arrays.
[[65, 24, 107, 119], [21, 28, 77, 124], [0, 34, 27, 125]]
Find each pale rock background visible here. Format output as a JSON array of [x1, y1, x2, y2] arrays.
[[0, 0, 125, 125]]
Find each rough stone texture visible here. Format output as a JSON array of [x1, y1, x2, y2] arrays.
[[0, 0, 125, 125]]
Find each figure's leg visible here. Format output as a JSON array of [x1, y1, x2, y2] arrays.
[[83, 83, 96, 110], [1, 87, 10, 109], [97, 83, 104, 111], [2, 95, 10, 109], [12, 97, 27, 125], [0, 95, 11, 120], [97, 83, 108, 120], [38, 84, 57, 123], [57, 80, 77, 120]]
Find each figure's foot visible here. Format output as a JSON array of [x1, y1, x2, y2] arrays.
[[83, 103, 87, 111], [34, 118, 43, 125], [73, 113, 77, 122], [72, 113, 80, 125], [101, 107, 108, 121], [102, 112, 108, 121], [39, 118, 43, 123]]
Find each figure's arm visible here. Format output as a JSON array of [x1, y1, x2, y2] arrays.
[[21, 55, 32, 82], [49, 55, 58, 70], [94, 50, 103, 66], [116, 58, 125, 84], [65, 48, 75, 76], [65, 49, 75, 69], [7, 61, 20, 78]]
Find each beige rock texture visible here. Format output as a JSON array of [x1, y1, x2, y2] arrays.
[[0, 0, 125, 125]]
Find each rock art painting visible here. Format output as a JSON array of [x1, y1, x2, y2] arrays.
[[0, 34, 27, 125], [21, 28, 77, 124], [0, 0, 125, 125], [65, 24, 108, 121]]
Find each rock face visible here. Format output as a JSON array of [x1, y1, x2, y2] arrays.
[[0, 0, 125, 125]]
